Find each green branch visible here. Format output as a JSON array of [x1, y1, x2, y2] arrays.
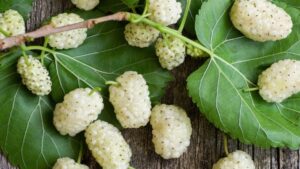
[[128, 13, 213, 56], [178, 0, 192, 33]]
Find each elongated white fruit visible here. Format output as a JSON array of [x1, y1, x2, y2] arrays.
[[85, 120, 132, 169], [148, 0, 182, 26], [17, 55, 52, 96], [230, 0, 293, 42], [47, 13, 87, 49], [212, 150, 255, 169], [52, 157, 89, 169], [53, 88, 104, 136], [150, 104, 192, 159], [109, 71, 151, 128], [0, 9, 25, 39], [258, 59, 300, 103], [71, 0, 100, 11]]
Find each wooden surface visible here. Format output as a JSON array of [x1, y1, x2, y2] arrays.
[[1, 0, 300, 169]]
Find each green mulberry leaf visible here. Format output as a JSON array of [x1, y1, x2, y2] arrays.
[[0, 50, 80, 169], [98, 0, 141, 13], [187, 0, 300, 148], [0, 0, 33, 19], [121, 0, 140, 9]]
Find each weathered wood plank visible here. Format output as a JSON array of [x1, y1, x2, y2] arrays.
[[279, 149, 299, 169], [1, 0, 300, 169], [0, 155, 16, 169]]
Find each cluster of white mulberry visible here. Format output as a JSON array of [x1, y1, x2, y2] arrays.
[[50, 71, 192, 169], [2, 0, 300, 168], [229, 0, 299, 104], [2, 0, 298, 104], [124, 0, 188, 70]]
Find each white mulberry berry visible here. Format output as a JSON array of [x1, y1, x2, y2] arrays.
[[17, 55, 52, 96], [85, 120, 132, 169], [212, 150, 255, 169], [71, 0, 100, 11], [109, 71, 151, 128], [53, 88, 104, 136], [0, 9, 25, 39], [155, 35, 186, 70], [52, 157, 89, 169], [124, 23, 159, 48], [150, 104, 192, 159], [148, 0, 182, 26], [47, 13, 87, 49], [230, 0, 293, 42], [258, 59, 300, 103]]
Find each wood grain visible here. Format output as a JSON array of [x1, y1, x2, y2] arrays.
[[1, 0, 300, 169]]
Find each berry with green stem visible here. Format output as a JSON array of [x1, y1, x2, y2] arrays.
[[47, 13, 87, 49], [0, 9, 25, 39], [148, 0, 182, 26], [17, 55, 52, 96], [257, 59, 300, 103], [109, 71, 151, 128], [155, 34, 186, 70], [124, 22, 159, 48], [53, 88, 104, 136]]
